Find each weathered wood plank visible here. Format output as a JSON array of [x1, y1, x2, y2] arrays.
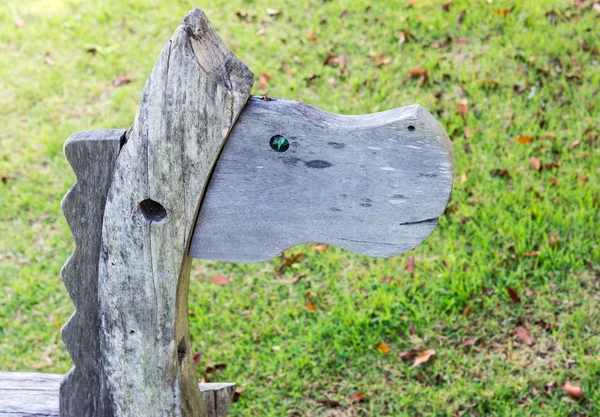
[[97, 8, 253, 417], [60, 129, 124, 417], [190, 97, 454, 262], [0, 373, 235, 417]]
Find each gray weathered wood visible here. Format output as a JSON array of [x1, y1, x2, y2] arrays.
[[190, 97, 454, 262], [60, 129, 124, 417], [0, 373, 235, 417], [97, 8, 253, 417]]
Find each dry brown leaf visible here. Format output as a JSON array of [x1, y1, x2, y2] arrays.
[[507, 287, 521, 303], [494, 8, 511, 16], [516, 327, 533, 345], [457, 10, 466, 24], [456, 98, 468, 118], [462, 304, 472, 317], [454, 38, 469, 45], [398, 30, 407, 46], [464, 127, 473, 139], [376, 56, 393, 66], [516, 135, 533, 144], [258, 72, 271, 92], [522, 250, 539, 257], [318, 398, 341, 408], [399, 350, 416, 361], [305, 296, 317, 312], [562, 381, 584, 399], [407, 67, 428, 77], [113, 75, 132, 87], [266, 8, 281, 16], [462, 338, 477, 347], [549, 177, 559, 186], [550, 233, 559, 248], [349, 392, 365, 403], [211, 275, 231, 286], [569, 140, 581, 150], [193, 351, 203, 365], [405, 256, 415, 274], [530, 156, 542, 172], [282, 252, 305, 267], [306, 31, 318, 42], [412, 349, 435, 367], [377, 343, 391, 354], [442, 0, 453, 12], [313, 243, 329, 252]]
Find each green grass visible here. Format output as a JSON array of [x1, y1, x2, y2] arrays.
[[1, 0, 599, 415]]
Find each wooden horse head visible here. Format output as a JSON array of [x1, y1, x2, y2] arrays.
[[60, 8, 453, 417]]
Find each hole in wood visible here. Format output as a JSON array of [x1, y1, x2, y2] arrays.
[[139, 199, 167, 223], [270, 135, 289, 152], [177, 338, 187, 366], [407, 125, 416, 132]]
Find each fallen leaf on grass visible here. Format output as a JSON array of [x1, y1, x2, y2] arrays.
[[399, 350, 416, 361], [232, 387, 243, 402], [258, 72, 271, 92], [442, 0, 453, 12], [113, 75, 132, 87], [407, 67, 428, 77], [266, 8, 281, 16], [494, 8, 511, 16], [313, 243, 329, 252], [306, 31, 318, 42], [507, 287, 521, 303], [530, 156, 542, 172], [377, 343, 391, 354], [349, 392, 365, 403], [456, 98, 468, 118], [405, 256, 415, 274], [462, 338, 477, 347], [550, 234, 559, 248], [412, 349, 436, 367], [211, 275, 231, 286], [563, 381, 584, 399], [193, 352, 203, 365], [305, 295, 317, 311], [282, 252, 305, 267], [376, 56, 393, 66], [462, 304, 472, 317], [318, 398, 341, 408], [516, 135, 533, 144], [516, 327, 533, 345], [522, 250, 539, 257]]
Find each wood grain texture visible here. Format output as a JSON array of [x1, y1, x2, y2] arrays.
[[60, 129, 124, 417], [0, 373, 235, 417], [191, 97, 454, 262], [97, 8, 253, 417]]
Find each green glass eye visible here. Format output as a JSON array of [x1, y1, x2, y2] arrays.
[[270, 135, 289, 152]]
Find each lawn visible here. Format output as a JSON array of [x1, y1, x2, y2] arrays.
[[0, 0, 599, 415]]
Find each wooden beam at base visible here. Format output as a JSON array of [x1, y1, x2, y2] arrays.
[[0, 373, 235, 417]]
